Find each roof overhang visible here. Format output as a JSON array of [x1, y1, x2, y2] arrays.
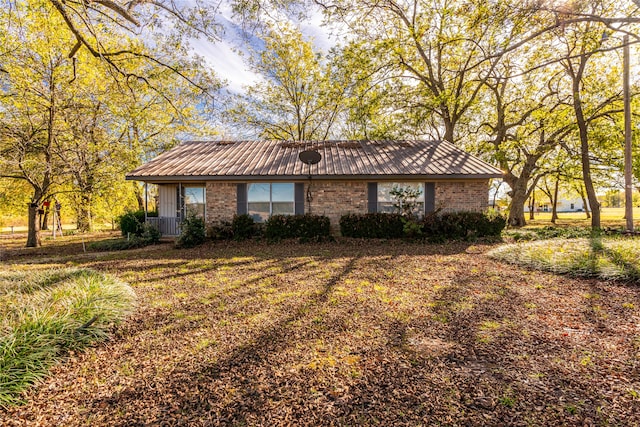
[[126, 173, 503, 183]]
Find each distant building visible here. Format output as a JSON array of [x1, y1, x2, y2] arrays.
[[524, 197, 585, 213]]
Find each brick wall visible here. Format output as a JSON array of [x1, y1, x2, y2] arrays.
[[205, 182, 237, 223], [307, 181, 368, 229], [204, 179, 489, 228], [435, 180, 488, 212]]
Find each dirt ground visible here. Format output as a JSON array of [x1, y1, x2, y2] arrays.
[[1, 235, 639, 426]]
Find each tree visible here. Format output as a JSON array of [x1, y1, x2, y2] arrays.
[[316, 0, 543, 144], [225, 24, 347, 140], [476, 49, 575, 227], [0, 2, 77, 246], [0, 0, 219, 244]]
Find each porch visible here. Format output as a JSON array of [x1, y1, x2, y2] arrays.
[[146, 216, 181, 236], [143, 182, 206, 237]]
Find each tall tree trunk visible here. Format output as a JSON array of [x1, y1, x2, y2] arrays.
[[529, 192, 535, 221], [551, 176, 559, 224], [505, 154, 542, 227], [76, 191, 93, 232], [508, 178, 530, 227], [26, 74, 55, 247], [27, 203, 41, 247], [578, 184, 591, 219], [440, 103, 457, 144], [41, 204, 50, 231], [570, 58, 600, 228]]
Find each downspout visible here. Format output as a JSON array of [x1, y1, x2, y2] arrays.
[[144, 182, 148, 222], [178, 183, 183, 235], [307, 170, 313, 214]]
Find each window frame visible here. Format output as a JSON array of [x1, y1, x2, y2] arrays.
[[368, 182, 435, 216], [182, 185, 206, 220], [247, 182, 296, 222]]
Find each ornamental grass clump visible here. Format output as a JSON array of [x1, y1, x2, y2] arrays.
[[0, 268, 135, 406], [488, 237, 640, 282]]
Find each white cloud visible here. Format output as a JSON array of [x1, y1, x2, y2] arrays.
[[188, 6, 335, 94]]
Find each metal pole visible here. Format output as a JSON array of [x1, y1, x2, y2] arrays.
[[624, 35, 634, 232]]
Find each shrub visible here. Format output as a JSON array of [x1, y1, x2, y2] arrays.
[[207, 221, 234, 241], [296, 214, 331, 242], [0, 268, 135, 405], [176, 215, 206, 248], [265, 214, 331, 242], [421, 211, 506, 241], [339, 211, 506, 241], [116, 210, 146, 237], [339, 213, 405, 238], [140, 223, 162, 243], [232, 214, 256, 241]]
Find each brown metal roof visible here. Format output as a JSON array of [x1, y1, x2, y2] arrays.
[[126, 140, 503, 182]]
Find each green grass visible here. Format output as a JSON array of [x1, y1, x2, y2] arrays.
[[0, 268, 135, 406], [488, 236, 640, 282], [503, 226, 599, 242], [523, 207, 640, 228]]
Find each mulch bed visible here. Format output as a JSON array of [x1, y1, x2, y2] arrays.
[[1, 237, 639, 426]]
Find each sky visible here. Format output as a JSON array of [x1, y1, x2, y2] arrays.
[[188, 5, 335, 93]]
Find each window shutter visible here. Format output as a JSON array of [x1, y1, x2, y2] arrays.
[[237, 183, 247, 215], [367, 182, 378, 213], [425, 182, 435, 214], [295, 183, 305, 215]]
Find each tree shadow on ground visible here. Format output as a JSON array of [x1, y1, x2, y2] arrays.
[[76, 246, 640, 426]]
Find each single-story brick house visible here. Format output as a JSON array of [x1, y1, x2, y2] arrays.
[[126, 140, 503, 235]]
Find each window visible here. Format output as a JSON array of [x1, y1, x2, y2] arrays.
[[184, 186, 205, 218], [247, 183, 295, 222], [377, 182, 425, 216]]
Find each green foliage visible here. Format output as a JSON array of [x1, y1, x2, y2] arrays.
[[264, 214, 332, 242], [340, 211, 506, 241], [176, 215, 206, 248], [488, 237, 640, 282], [340, 213, 405, 238], [116, 210, 146, 237], [224, 23, 347, 140], [402, 219, 424, 239], [422, 211, 506, 242], [232, 214, 257, 241], [0, 268, 135, 406], [207, 221, 234, 241], [390, 185, 423, 218], [141, 222, 162, 242], [0, 0, 219, 243]]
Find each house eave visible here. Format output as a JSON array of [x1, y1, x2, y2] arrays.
[[125, 173, 503, 183]]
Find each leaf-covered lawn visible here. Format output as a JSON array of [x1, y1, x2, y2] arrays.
[[2, 237, 640, 426]]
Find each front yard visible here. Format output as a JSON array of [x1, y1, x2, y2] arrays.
[[1, 235, 639, 426]]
